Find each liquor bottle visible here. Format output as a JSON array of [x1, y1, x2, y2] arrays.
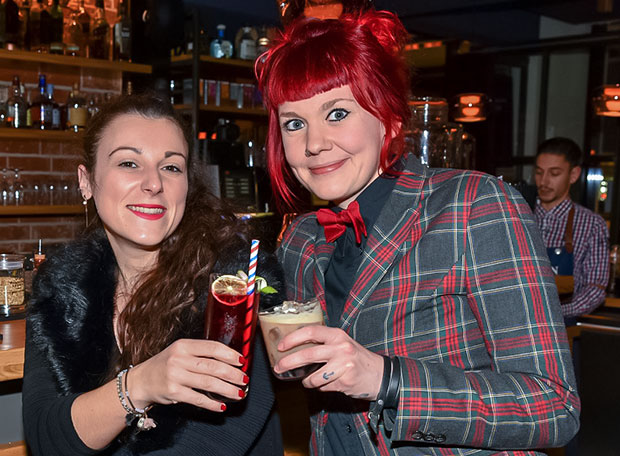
[[0, 1, 6, 49], [90, 0, 109, 60], [210, 24, 232, 59], [0, 86, 7, 126], [76, 0, 90, 57], [30, 74, 53, 130], [256, 26, 270, 56], [6, 76, 27, 129], [65, 7, 82, 56], [49, 0, 63, 54], [113, 0, 131, 61], [66, 83, 87, 132], [18, 0, 31, 50], [24, 84, 32, 128], [46, 84, 61, 130], [30, 0, 51, 53], [4, 0, 20, 50], [235, 26, 257, 60]]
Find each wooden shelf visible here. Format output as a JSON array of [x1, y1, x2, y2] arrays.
[[0, 129, 82, 141], [0, 319, 25, 382], [171, 54, 255, 70], [0, 205, 82, 216], [174, 104, 267, 117], [0, 49, 151, 74]]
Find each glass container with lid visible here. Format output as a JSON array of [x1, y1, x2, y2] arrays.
[[405, 96, 468, 169], [0, 254, 25, 315]]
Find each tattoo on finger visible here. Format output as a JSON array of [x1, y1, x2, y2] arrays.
[[322, 371, 335, 381]]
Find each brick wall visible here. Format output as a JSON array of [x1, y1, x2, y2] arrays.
[[0, 138, 84, 254]]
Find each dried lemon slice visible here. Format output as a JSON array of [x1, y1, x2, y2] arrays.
[[211, 275, 247, 306]]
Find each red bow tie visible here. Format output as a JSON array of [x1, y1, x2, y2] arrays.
[[316, 201, 367, 244]]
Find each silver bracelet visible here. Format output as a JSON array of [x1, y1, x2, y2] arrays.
[[116, 365, 156, 431]]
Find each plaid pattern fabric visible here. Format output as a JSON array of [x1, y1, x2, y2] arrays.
[[278, 156, 579, 456], [534, 199, 609, 317]]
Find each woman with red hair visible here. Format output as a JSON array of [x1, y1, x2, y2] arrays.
[[257, 9, 579, 455]]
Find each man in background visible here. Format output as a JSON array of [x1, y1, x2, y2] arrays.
[[534, 137, 609, 323]]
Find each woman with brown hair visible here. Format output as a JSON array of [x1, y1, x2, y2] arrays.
[[22, 94, 284, 455]]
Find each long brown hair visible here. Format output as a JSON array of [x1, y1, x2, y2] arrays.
[[82, 94, 245, 368]]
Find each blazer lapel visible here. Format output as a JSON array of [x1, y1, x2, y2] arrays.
[[311, 217, 336, 316], [339, 156, 428, 332]]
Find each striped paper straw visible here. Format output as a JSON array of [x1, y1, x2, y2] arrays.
[[241, 239, 260, 371]]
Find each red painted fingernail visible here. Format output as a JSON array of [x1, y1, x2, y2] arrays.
[[239, 356, 246, 365], [220, 403, 227, 411], [243, 375, 250, 384], [238, 389, 246, 398]]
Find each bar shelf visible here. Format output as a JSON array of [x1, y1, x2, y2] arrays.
[[0, 205, 83, 216], [0, 49, 151, 74], [0, 129, 82, 141], [174, 104, 267, 117]]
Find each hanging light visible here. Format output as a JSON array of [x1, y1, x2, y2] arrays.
[[453, 93, 487, 122], [593, 84, 620, 117]]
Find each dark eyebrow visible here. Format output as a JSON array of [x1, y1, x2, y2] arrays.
[[165, 151, 186, 159], [109, 146, 141, 157], [279, 97, 355, 119], [108, 147, 186, 160]]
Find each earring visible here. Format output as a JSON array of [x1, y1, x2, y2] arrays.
[[82, 194, 89, 227]]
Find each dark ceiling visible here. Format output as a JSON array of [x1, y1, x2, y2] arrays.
[[186, 0, 620, 47]]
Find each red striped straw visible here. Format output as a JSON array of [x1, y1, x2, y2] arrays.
[[241, 239, 259, 371]]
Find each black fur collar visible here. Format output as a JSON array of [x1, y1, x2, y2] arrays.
[[29, 230, 119, 394]]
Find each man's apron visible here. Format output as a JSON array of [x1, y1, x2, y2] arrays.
[[548, 206, 575, 301]]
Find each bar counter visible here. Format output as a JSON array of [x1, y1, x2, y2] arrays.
[[0, 319, 24, 382]]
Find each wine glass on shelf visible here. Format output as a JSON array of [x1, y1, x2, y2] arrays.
[[12, 169, 24, 206]]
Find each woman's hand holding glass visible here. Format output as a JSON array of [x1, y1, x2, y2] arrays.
[[128, 338, 249, 412], [273, 325, 384, 400]]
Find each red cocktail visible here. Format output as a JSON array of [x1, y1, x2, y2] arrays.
[[204, 273, 260, 372]]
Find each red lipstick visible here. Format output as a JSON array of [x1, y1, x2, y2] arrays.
[[127, 204, 167, 220]]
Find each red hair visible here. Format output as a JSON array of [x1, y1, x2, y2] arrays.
[[256, 10, 411, 211]]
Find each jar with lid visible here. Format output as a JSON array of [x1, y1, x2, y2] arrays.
[[405, 96, 474, 169], [406, 97, 456, 167], [0, 254, 25, 315]]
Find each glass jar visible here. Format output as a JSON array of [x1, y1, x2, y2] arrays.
[[406, 96, 471, 169], [0, 254, 25, 315]]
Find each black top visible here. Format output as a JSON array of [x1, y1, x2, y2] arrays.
[[323, 175, 397, 456], [23, 230, 284, 456]]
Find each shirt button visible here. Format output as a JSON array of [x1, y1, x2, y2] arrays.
[[424, 433, 435, 442], [412, 431, 424, 440], [345, 424, 352, 433]]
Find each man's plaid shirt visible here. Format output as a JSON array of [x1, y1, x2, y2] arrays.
[[278, 156, 580, 455], [534, 198, 609, 317]]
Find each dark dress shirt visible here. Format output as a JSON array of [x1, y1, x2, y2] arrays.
[[323, 174, 396, 456]]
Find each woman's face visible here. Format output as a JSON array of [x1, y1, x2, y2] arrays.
[[78, 114, 189, 254], [278, 85, 386, 208]]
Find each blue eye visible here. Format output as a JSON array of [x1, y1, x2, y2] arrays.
[[327, 108, 349, 122], [284, 119, 305, 132]]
